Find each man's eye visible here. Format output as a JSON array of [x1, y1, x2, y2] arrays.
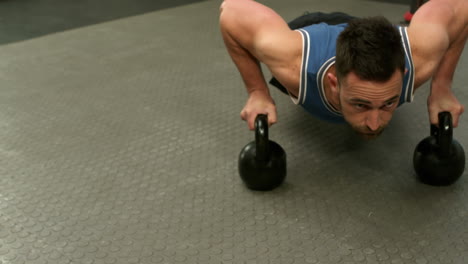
[[384, 101, 396, 108], [355, 104, 366, 109]]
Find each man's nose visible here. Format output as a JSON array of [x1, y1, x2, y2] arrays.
[[366, 110, 381, 131]]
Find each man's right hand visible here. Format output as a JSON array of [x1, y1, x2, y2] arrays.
[[240, 90, 277, 130]]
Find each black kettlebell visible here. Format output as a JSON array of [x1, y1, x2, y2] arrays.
[[413, 112, 465, 186], [238, 114, 287, 191]]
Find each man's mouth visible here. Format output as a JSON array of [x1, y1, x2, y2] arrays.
[[358, 131, 382, 139]]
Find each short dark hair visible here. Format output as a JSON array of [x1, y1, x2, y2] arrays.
[[335, 16, 405, 83]]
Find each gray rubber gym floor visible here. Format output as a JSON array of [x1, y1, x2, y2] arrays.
[[1, 0, 467, 263]]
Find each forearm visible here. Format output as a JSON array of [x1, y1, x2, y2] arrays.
[[410, 0, 468, 89], [219, 0, 278, 97], [426, 28, 466, 126], [220, 26, 271, 96], [430, 33, 467, 94]]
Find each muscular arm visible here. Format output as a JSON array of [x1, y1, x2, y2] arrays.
[[409, 0, 467, 126], [219, 0, 301, 129], [219, 0, 271, 96]]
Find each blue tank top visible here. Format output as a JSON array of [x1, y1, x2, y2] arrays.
[[291, 23, 415, 123]]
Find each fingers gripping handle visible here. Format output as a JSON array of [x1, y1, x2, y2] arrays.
[[255, 114, 270, 162], [437, 112, 453, 157]]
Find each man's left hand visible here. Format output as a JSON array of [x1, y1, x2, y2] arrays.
[[427, 89, 465, 127]]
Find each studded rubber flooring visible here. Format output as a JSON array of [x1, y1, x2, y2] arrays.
[[1, 0, 467, 263]]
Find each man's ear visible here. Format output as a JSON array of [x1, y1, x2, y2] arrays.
[[326, 72, 342, 110], [327, 72, 340, 95]]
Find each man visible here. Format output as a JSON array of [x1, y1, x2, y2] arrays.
[[219, 0, 466, 139]]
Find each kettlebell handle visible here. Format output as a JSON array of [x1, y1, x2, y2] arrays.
[[431, 112, 453, 157], [255, 114, 270, 162]]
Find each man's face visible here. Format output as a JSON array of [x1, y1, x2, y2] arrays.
[[338, 70, 403, 140]]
